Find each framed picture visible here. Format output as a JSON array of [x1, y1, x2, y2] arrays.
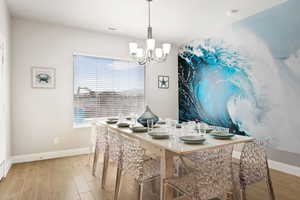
[[158, 75, 169, 89], [31, 67, 56, 88]]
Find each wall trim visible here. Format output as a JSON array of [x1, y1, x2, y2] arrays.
[[233, 151, 300, 177], [5, 159, 11, 177], [8, 149, 300, 177], [11, 147, 91, 164]]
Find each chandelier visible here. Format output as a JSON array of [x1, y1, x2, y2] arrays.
[[129, 0, 171, 65]]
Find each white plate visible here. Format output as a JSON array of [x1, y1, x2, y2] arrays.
[[131, 127, 147, 133], [148, 132, 170, 139], [117, 123, 130, 128], [180, 136, 206, 141]]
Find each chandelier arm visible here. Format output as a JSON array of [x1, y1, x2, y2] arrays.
[[136, 54, 149, 65], [152, 53, 168, 63]]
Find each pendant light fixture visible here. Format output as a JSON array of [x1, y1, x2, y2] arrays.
[[129, 0, 171, 65]]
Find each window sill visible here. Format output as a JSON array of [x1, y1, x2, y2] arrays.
[[73, 123, 91, 129]]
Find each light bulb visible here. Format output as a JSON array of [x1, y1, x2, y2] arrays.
[[155, 48, 163, 58], [129, 42, 138, 55], [147, 39, 155, 50], [136, 48, 144, 58], [162, 43, 171, 54]]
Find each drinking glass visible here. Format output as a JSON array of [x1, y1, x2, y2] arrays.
[[130, 113, 137, 126], [198, 122, 208, 136], [214, 126, 230, 133], [169, 120, 177, 131], [165, 118, 171, 129], [118, 113, 124, 122], [181, 122, 188, 135], [188, 121, 197, 135], [147, 119, 154, 133]]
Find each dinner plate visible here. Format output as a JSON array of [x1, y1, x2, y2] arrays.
[[176, 124, 182, 128], [106, 120, 118, 124], [205, 128, 214, 133], [210, 132, 234, 139], [148, 132, 170, 139], [108, 117, 118, 121], [180, 136, 206, 141], [130, 126, 147, 133], [182, 140, 206, 144], [117, 123, 130, 128], [179, 136, 206, 144]]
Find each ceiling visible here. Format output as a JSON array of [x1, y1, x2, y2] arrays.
[[6, 0, 286, 45]]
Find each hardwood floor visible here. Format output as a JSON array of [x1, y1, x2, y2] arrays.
[[0, 154, 299, 200]]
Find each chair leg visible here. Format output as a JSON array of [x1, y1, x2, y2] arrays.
[[101, 152, 109, 189], [137, 183, 144, 200], [240, 188, 246, 200], [151, 179, 156, 194], [226, 192, 234, 200], [92, 145, 99, 176], [162, 181, 165, 200], [230, 163, 240, 200], [266, 162, 276, 200], [88, 145, 94, 166], [173, 158, 181, 198], [266, 176, 276, 200], [114, 165, 123, 200]]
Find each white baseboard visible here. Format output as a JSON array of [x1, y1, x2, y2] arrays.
[[7, 149, 300, 178], [11, 147, 91, 164], [5, 159, 11, 177], [233, 151, 300, 177], [268, 159, 300, 177]]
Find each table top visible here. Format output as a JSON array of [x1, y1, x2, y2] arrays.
[[97, 121, 254, 155]]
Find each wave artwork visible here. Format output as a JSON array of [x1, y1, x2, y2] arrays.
[[178, 28, 300, 154]]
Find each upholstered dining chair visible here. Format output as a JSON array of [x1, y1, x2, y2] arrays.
[[234, 141, 276, 200], [163, 145, 234, 200], [114, 133, 160, 200]]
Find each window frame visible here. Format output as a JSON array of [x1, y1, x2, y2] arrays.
[[72, 53, 146, 128]]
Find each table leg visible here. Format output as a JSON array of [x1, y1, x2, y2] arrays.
[[160, 149, 174, 200]]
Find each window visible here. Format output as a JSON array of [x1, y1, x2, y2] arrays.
[[73, 55, 145, 126]]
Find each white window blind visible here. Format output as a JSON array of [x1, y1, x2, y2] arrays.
[[73, 55, 145, 126]]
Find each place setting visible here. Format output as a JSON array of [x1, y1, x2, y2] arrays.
[[179, 135, 206, 144], [209, 127, 235, 140], [106, 117, 118, 124], [146, 119, 171, 139], [130, 125, 148, 133], [176, 121, 209, 145]]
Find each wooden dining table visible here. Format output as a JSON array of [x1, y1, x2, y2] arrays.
[[97, 121, 254, 200]]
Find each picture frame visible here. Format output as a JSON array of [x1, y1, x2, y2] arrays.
[[31, 67, 56, 89], [158, 75, 169, 89]]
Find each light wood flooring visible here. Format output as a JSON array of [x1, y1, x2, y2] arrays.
[[0, 154, 299, 200]]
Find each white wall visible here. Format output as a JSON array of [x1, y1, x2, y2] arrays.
[[11, 18, 178, 156], [0, 0, 11, 176]]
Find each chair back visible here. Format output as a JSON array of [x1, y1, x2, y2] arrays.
[[186, 145, 234, 195], [108, 129, 123, 162], [95, 123, 108, 152], [239, 141, 268, 188], [119, 135, 145, 182]]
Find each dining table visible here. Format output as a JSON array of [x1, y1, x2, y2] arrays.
[[96, 120, 254, 200]]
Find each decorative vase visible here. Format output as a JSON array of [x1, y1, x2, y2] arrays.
[[137, 105, 159, 127]]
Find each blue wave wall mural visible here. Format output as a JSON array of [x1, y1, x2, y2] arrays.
[[179, 39, 257, 136], [179, 0, 300, 154]]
